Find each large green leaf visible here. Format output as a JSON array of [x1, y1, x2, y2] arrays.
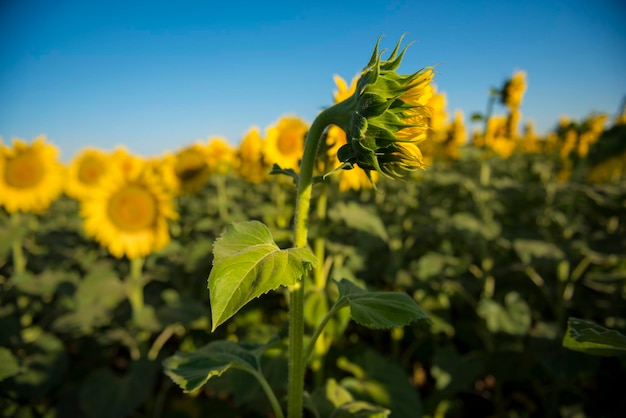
[[163, 340, 261, 392], [562, 317, 626, 356], [79, 358, 157, 418], [336, 279, 428, 329], [208, 221, 316, 330], [338, 349, 421, 418]]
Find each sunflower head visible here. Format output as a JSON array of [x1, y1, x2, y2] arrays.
[[80, 168, 178, 259], [174, 143, 211, 194], [206, 137, 235, 175], [66, 147, 111, 200], [0, 136, 65, 213], [263, 116, 309, 172], [332, 35, 435, 180], [236, 127, 270, 184], [501, 70, 527, 110]]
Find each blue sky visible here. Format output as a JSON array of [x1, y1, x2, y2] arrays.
[[1, 0, 625, 160]]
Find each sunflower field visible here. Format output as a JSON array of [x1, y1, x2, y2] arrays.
[[1, 42, 626, 418]]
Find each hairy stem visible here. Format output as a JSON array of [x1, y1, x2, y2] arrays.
[[287, 105, 340, 418]]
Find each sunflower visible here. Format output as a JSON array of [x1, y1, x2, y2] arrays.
[[145, 152, 180, 195], [110, 146, 146, 177], [0, 136, 65, 213], [206, 137, 235, 175], [236, 127, 269, 184], [66, 147, 112, 200], [80, 168, 178, 259], [263, 116, 309, 172], [173, 142, 211, 194], [501, 70, 527, 110]]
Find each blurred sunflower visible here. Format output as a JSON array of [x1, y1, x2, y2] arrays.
[[173, 143, 211, 194], [206, 137, 235, 175], [264, 116, 308, 172], [80, 169, 177, 259], [66, 147, 111, 200], [501, 70, 527, 110], [236, 127, 269, 184], [145, 152, 179, 195], [0, 136, 65, 213], [112, 146, 145, 177]]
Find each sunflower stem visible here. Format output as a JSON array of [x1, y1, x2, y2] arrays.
[[288, 105, 339, 418], [128, 256, 145, 326], [10, 212, 26, 275]]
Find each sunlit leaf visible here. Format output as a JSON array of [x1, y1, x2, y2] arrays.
[[336, 279, 428, 329], [0, 347, 21, 381], [477, 292, 531, 336], [208, 221, 316, 330], [513, 239, 565, 264], [163, 340, 261, 392], [562, 317, 626, 356], [330, 401, 390, 418], [328, 201, 389, 242]]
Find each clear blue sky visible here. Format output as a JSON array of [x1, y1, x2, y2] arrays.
[[1, 0, 625, 160]]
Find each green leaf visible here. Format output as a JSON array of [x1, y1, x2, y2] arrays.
[[79, 358, 157, 418], [336, 279, 428, 329], [476, 292, 531, 336], [0, 347, 21, 381], [310, 378, 356, 418], [208, 221, 316, 331], [163, 340, 261, 392], [330, 401, 390, 418], [7, 331, 68, 400], [338, 349, 421, 418], [562, 317, 626, 356], [430, 345, 484, 397], [270, 163, 299, 183], [513, 239, 565, 264], [328, 202, 389, 242], [53, 263, 126, 334]]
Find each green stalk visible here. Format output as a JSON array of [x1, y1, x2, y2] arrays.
[[287, 105, 341, 418], [11, 212, 26, 275], [251, 369, 286, 418], [313, 182, 328, 289], [302, 299, 347, 364], [215, 174, 230, 221], [128, 256, 145, 325]]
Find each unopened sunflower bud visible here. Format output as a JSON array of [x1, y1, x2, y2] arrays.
[[331, 35, 435, 180]]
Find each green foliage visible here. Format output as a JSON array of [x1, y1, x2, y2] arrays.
[[0, 347, 21, 381], [79, 358, 157, 418], [163, 340, 263, 392], [2, 151, 625, 417], [335, 279, 429, 329], [208, 221, 317, 330], [563, 317, 626, 356]]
